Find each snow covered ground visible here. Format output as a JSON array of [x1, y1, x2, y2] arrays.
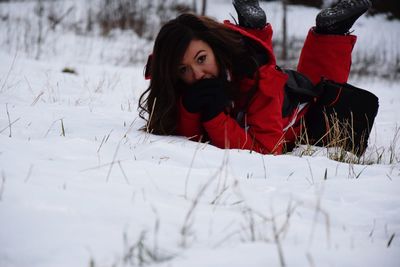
[[0, 1, 399, 267]]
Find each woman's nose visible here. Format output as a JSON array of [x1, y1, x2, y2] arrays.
[[192, 67, 205, 81]]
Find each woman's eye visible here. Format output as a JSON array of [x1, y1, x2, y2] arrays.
[[179, 66, 187, 75], [197, 55, 206, 64]]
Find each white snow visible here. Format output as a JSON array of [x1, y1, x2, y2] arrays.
[[0, 1, 399, 267]]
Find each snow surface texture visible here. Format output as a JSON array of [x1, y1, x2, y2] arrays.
[[0, 1, 399, 267]]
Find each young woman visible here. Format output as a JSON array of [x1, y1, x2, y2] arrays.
[[139, 0, 378, 156]]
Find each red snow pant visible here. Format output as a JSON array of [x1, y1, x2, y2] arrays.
[[297, 28, 357, 84]]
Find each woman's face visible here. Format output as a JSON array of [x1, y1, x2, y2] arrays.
[[178, 39, 219, 85]]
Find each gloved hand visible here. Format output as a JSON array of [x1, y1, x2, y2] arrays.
[[182, 78, 231, 122]]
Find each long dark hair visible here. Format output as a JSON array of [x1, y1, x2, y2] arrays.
[[138, 13, 256, 135]]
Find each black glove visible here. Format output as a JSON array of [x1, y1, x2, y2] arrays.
[[182, 78, 231, 122]]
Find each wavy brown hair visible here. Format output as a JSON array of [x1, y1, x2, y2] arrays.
[[138, 13, 258, 135]]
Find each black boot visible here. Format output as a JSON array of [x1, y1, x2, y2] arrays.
[[315, 0, 371, 35], [232, 0, 266, 29]]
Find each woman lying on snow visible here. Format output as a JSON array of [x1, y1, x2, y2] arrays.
[[139, 0, 379, 156]]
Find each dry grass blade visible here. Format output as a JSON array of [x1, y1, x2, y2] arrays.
[[307, 190, 331, 249], [44, 118, 64, 137], [60, 119, 65, 137], [261, 154, 267, 179], [122, 223, 174, 266], [180, 150, 232, 247], [24, 164, 34, 183], [5, 103, 13, 137], [306, 252, 316, 267], [180, 174, 215, 248], [184, 137, 203, 200], [387, 233, 395, 247], [106, 139, 122, 182], [117, 160, 130, 185], [146, 97, 157, 134], [0, 117, 20, 134], [106, 119, 136, 182], [210, 185, 229, 205], [271, 213, 286, 267], [388, 126, 400, 164], [0, 51, 17, 92], [295, 110, 383, 164], [31, 91, 44, 106], [0, 171, 5, 201], [81, 159, 129, 172], [97, 129, 113, 153], [306, 159, 314, 185]]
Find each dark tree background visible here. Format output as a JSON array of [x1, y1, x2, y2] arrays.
[[370, 0, 400, 20], [260, 0, 400, 19]]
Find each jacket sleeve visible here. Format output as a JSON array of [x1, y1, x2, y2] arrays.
[[203, 65, 287, 154], [176, 98, 203, 141]]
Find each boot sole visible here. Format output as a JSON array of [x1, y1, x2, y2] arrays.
[[316, 1, 371, 28], [232, 0, 266, 28]]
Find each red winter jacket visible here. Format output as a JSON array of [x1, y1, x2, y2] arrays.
[[177, 21, 357, 154]]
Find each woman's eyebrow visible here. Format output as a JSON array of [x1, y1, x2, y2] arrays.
[[194, 50, 206, 59]]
